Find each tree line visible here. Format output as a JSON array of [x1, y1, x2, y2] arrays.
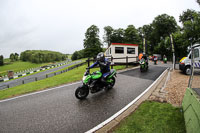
[[10, 53, 19, 62], [72, 2, 200, 61], [20, 50, 67, 63]]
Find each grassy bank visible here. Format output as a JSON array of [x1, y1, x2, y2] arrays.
[[113, 101, 186, 133], [0, 64, 126, 100]]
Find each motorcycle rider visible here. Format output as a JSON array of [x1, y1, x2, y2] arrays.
[[88, 52, 111, 89], [141, 53, 148, 66], [153, 55, 158, 65]]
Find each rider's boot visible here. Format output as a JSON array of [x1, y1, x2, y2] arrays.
[[101, 77, 111, 89]]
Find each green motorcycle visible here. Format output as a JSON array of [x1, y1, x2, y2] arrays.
[[75, 68, 117, 100], [140, 59, 148, 72], [163, 57, 167, 64]]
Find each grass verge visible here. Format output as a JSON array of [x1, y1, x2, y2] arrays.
[[0, 64, 126, 100], [113, 101, 186, 133]]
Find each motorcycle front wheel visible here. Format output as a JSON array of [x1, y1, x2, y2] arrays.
[[140, 66, 144, 72], [75, 86, 89, 100]]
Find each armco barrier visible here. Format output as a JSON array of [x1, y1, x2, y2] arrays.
[[182, 87, 200, 133]]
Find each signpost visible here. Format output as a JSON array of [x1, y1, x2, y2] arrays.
[[170, 34, 175, 70], [143, 37, 146, 54]]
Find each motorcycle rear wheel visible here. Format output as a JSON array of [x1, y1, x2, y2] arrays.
[[109, 77, 115, 89], [75, 86, 89, 100]]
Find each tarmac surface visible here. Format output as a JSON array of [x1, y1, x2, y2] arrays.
[[0, 65, 167, 133], [193, 88, 200, 96]]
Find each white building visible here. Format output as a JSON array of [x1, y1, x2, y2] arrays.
[[105, 43, 138, 64]]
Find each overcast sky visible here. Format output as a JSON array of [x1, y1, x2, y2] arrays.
[[0, 0, 199, 58]]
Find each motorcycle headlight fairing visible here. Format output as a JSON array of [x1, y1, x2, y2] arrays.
[[82, 76, 87, 81]]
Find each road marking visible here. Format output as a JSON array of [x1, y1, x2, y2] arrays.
[[86, 68, 168, 133], [0, 81, 81, 103]]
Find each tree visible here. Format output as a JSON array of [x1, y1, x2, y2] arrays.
[[179, 9, 198, 23], [20, 50, 65, 63], [110, 28, 125, 43], [14, 53, 19, 61], [10, 53, 15, 62], [138, 24, 154, 54], [180, 9, 200, 44], [124, 25, 140, 44], [152, 14, 178, 43], [71, 51, 79, 61], [83, 25, 102, 58], [71, 49, 85, 61], [0, 55, 4, 66], [103, 26, 114, 48]]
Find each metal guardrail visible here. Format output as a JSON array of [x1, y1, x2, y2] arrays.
[[0, 62, 86, 90]]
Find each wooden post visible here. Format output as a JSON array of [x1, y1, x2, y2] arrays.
[[126, 56, 128, 68], [111, 56, 113, 69], [88, 58, 90, 67]]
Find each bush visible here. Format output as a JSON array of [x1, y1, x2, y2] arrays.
[[20, 50, 66, 63]]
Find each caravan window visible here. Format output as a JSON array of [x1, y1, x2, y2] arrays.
[[115, 47, 124, 54], [127, 47, 135, 54], [194, 49, 199, 58]]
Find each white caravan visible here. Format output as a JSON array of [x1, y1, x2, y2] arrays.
[[105, 43, 138, 64]]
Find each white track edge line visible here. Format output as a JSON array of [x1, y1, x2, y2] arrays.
[[86, 68, 169, 133], [0, 81, 81, 103]]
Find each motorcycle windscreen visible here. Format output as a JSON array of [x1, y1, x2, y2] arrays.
[[91, 71, 102, 79]]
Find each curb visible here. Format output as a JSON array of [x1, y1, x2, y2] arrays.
[[86, 67, 170, 133]]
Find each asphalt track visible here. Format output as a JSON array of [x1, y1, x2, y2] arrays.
[[0, 65, 167, 133]]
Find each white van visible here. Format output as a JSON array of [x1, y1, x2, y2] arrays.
[[179, 43, 200, 75]]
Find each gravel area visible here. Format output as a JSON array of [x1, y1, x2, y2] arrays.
[[149, 69, 200, 107]]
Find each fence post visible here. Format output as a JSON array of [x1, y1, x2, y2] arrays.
[[35, 77, 37, 81], [22, 80, 25, 84], [88, 58, 90, 67], [46, 74, 48, 78], [111, 56, 113, 69], [126, 56, 128, 68]]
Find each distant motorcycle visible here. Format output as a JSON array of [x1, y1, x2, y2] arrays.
[[163, 57, 167, 64], [140, 59, 148, 72], [75, 68, 117, 100]]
